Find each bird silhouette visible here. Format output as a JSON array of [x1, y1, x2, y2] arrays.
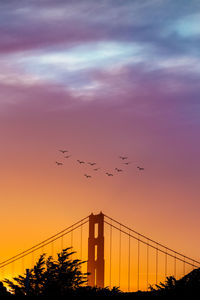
[[64, 155, 71, 158], [84, 174, 91, 178], [123, 162, 131, 165], [137, 166, 144, 171], [77, 160, 85, 164], [55, 161, 63, 166], [115, 168, 123, 172], [119, 156, 128, 160], [88, 162, 96, 166], [106, 172, 113, 176], [93, 168, 100, 171], [59, 150, 68, 154]]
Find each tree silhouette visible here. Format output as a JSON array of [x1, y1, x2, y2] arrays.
[[149, 276, 177, 292], [4, 247, 87, 296], [0, 281, 11, 297], [3, 249, 200, 297], [150, 268, 200, 296]]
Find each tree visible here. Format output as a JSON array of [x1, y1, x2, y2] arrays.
[[149, 276, 177, 292], [0, 281, 11, 297], [4, 247, 87, 296], [149, 268, 200, 296]]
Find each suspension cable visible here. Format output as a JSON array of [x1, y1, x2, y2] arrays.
[[119, 225, 121, 288], [109, 221, 112, 289], [32, 251, 34, 267], [80, 222, 83, 262], [71, 225, 73, 249], [147, 239, 149, 291], [0, 219, 89, 269], [128, 231, 130, 292], [0, 216, 89, 267], [156, 244, 158, 285], [22, 257, 24, 274], [61, 235, 63, 251], [51, 241, 54, 257], [174, 253, 176, 278], [165, 248, 167, 278], [104, 220, 200, 268], [11, 261, 14, 278], [104, 214, 200, 265], [137, 236, 140, 291]]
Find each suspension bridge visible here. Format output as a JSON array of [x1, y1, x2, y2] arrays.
[[0, 212, 199, 292]]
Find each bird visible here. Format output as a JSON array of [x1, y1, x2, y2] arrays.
[[84, 174, 91, 178], [59, 150, 68, 154], [64, 155, 71, 158], [93, 168, 100, 171], [106, 172, 113, 176], [123, 162, 131, 165], [115, 168, 123, 172], [55, 161, 63, 166], [137, 166, 144, 171], [77, 160, 85, 164], [88, 162, 96, 166], [119, 156, 128, 160]]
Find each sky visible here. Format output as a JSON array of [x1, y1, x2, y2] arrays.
[[0, 0, 200, 286]]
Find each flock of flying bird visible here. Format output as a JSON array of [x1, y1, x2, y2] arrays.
[[55, 149, 144, 179]]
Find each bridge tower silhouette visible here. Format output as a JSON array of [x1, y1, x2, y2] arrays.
[[87, 212, 104, 287]]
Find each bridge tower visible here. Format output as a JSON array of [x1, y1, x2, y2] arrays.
[[87, 212, 105, 288]]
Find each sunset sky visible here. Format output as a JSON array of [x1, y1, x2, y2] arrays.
[[0, 0, 200, 278]]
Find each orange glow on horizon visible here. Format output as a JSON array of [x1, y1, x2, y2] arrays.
[[0, 213, 198, 292]]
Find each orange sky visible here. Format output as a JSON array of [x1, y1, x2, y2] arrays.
[[0, 110, 199, 290]]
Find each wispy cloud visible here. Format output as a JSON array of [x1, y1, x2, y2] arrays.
[[0, 0, 200, 112]]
